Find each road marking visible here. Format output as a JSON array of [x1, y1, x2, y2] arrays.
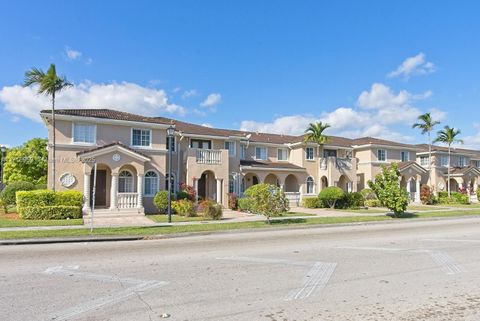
[[216, 256, 311, 266], [428, 251, 465, 275], [42, 266, 168, 321], [423, 238, 480, 243], [335, 246, 409, 252], [285, 262, 337, 301]]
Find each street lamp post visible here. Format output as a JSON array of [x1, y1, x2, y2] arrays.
[[166, 125, 175, 223], [0, 145, 6, 190]]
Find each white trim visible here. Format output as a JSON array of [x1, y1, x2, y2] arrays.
[[118, 169, 135, 193], [78, 144, 150, 162], [305, 147, 315, 161], [240, 166, 306, 173], [254, 146, 268, 160], [144, 170, 160, 197], [401, 150, 410, 162], [224, 141, 236, 157], [72, 122, 97, 145], [277, 148, 289, 161], [306, 176, 315, 194], [377, 149, 387, 162], [131, 128, 152, 149], [353, 143, 419, 151], [358, 161, 392, 165]]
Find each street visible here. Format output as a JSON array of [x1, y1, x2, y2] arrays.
[[1, 218, 480, 321]]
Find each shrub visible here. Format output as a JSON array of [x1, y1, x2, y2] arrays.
[[438, 191, 469, 205], [0, 197, 6, 213], [199, 200, 223, 220], [228, 193, 238, 210], [176, 190, 189, 200], [238, 197, 254, 212], [477, 187, 480, 200], [420, 185, 433, 205], [318, 187, 345, 209], [337, 192, 365, 209], [153, 190, 170, 213], [179, 183, 196, 201], [16, 190, 56, 208], [364, 199, 381, 207], [360, 188, 377, 200], [55, 191, 83, 207], [302, 197, 321, 208], [19, 206, 81, 220], [368, 163, 409, 217], [172, 199, 196, 217], [0, 181, 36, 206], [243, 183, 289, 222]]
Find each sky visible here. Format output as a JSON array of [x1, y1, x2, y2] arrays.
[[1, 1, 480, 148]]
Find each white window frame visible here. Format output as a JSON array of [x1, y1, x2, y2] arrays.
[[401, 151, 410, 162], [240, 145, 247, 160], [224, 141, 236, 157], [144, 170, 159, 197], [118, 170, 135, 193], [131, 128, 152, 148], [306, 177, 315, 194], [458, 156, 466, 167], [166, 135, 176, 152], [377, 149, 387, 162], [228, 175, 235, 194], [306, 147, 315, 161], [255, 147, 267, 160], [277, 148, 288, 161], [72, 123, 96, 145], [476, 160, 480, 168], [440, 155, 449, 167], [420, 156, 429, 167]]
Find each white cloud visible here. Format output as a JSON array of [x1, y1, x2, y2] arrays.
[[357, 83, 428, 110], [0, 81, 186, 122], [463, 123, 480, 149], [240, 115, 316, 135], [388, 52, 435, 79], [182, 89, 197, 99], [65, 46, 82, 60], [201, 123, 213, 128], [200, 93, 221, 107]]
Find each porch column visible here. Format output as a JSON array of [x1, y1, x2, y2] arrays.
[[82, 173, 91, 213], [216, 178, 222, 204], [193, 178, 199, 204], [137, 174, 144, 210], [110, 173, 119, 210], [415, 178, 421, 203], [406, 178, 411, 202]]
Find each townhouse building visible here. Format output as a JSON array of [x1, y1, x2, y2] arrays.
[[40, 109, 480, 215]]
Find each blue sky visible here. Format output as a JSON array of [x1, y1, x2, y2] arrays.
[[1, 1, 480, 148]]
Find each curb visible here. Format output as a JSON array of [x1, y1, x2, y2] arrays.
[[0, 235, 144, 246]]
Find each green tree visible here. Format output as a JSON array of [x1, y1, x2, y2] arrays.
[[412, 112, 440, 183], [24, 64, 72, 190], [368, 163, 409, 217], [243, 183, 289, 223], [304, 121, 330, 158], [318, 186, 344, 209], [434, 126, 463, 197], [3, 138, 48, 185]]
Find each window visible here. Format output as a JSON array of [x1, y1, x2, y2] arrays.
[[306, 147, 315, 160], [225, 141, 236, 157], [144, 171, 159, 196], [306, 177, 315, 194], [420, 156, 429, 167], [401, 151, 410, 162], [458, 156, 466, 167], [277, 148, 288, 161], [166, 136, 175, 152], [118, 170, 134, 193], [440, 156, 449, 167], [255, 147, 267, 160], [165, 173, 175, 192], [73, 123, 96, 144], [191, 139, 211, 149], [229, 175, 235, 194], [476, 160, 480, 168], [323, 149, 337, 158], [240, 145, 247, 160], [132, 129, 151, 147], [377, 149, 386, 162]]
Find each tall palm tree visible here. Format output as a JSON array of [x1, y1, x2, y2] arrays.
[[304, 121, 331, 158], [412, 112, 440, 183], [24, 64, 72, 191], [434, 126, 463, 197]]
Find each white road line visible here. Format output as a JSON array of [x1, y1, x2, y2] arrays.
[[285, 262, 337, 301], [428, 251, 465, 275], [423, 238, 480, 243], [216, 256, 312, 266], [42, 266, 168, 321], [335, 246, 408, 252]]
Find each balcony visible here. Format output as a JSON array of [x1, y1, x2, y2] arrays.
[[195, 149, 222, 164], [319, 157, 353, 170]]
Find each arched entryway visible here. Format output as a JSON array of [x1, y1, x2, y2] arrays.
[[285, 174, 300, 192], [448, 178, 459, 193], [264, 173, 280, 187], [243, 173, 260, 191], [321, 176, 328, 190], [337, 175, 350, 192], [198, 170, 216, 201]]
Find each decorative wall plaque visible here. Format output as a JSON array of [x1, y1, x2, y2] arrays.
[[112, 153, 121, 162], [60, 173, 76, 188]]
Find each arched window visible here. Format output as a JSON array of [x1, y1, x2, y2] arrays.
[[144, 171, 159, 196], [165, 173, 175, 192], [118, 170, 134, 193], [306, 177, 315, 194]]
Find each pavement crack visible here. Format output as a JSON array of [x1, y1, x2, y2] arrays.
[[134, 289, 155, 321]]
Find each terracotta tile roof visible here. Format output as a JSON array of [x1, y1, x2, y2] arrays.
[[415, 143, 480, 156], [76, 141, 150, 159], [352, 137, 416, 149], [240, 160, 306, 170], [41, 109, 173, 125], [450, 166, 480, 175]]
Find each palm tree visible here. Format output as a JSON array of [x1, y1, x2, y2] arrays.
[[304, 121, 331, 159], [24, 64, 72, 191], [434, 126, 463, 197], [412, 112, 440, 183]]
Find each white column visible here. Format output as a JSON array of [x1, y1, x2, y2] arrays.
[[406, 178, 411, 202], [82, 173, 91, 213], [137, 174, 144, 210], [193, 178, 199, 204], [415, 178, 421, 203], [110, 173, 119, 210], [216, 178, 222, 204]]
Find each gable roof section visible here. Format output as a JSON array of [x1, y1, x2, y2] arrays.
[[397, 161, 428, 174], [77, 142, 150, 162], [352, 137, 417, 149], [415, 143, 480, 157], [449, 166, 480, 176]]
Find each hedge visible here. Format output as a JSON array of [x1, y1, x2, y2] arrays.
[[238, 198, 253, 212], [19, 206, 82, 220], [198, 200, 223, 220], [437, 191, 469, 205], [0, 181, 36, 206], [302, 197, 321, 208]]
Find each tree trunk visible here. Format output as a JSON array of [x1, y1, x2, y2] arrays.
[[428, 131, 432, 186], [448, 145, 451, 198], [51, 92, 56, 192]]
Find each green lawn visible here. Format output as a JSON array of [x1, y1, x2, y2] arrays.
[[332, 208, 388, 214], [0, 213, 83, 228], [399, 209, 480, 218], [407, 205, 449, 211]]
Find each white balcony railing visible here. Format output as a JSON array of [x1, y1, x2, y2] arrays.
[[285, 192, 301, 206], [196, 149, 222, 165], [320, 158, 327, 170], [336, 157, 352, 169], [117, 193, 138, 209]]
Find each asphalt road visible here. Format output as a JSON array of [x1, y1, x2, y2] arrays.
[[1, 218, 480, 321]]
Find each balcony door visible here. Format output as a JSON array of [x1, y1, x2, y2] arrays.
[[191, 139, 211, 149], [323, 149, 337, 158]]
